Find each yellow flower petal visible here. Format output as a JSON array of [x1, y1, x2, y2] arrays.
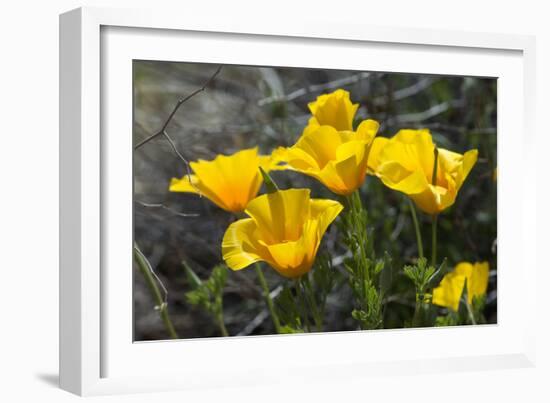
[[221, 218, 267, 270], [371, 129, 478, 214], [455, 149, 479, 190], [287, 147, 321, 171], [259, 147, 289, 171], [381, 129, 435, 177], [367, 136, 389, 173], [408, 184, 453, 215], [190, 148, 261, 211], [307, 89, 359, 131], [293, 126, 342, 169], [314, 161, 348, 195], [468, 262, 489, 302], [432, 272, 466, 312], [286, 120, 378, 195], [169, 174, 200, 194], [169, 174, 229, 211], [432, 261, 490, 311], [332, 146, 366, 194], [377, 161, 429, 195], [355, 119, 380, 143], [310, 198, 344, 237], [266, 220, 318, 278], [222, 189, 343, 278], [245, 189, 311, 244], [302, 116, 321, 137], [170, 147, 287, 213]]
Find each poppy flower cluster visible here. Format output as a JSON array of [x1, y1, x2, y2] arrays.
[[169, 88, 489, 319]]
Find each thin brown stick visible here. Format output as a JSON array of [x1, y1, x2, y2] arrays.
[[161, 130, 202, 195], [134, 66, 222, 149]]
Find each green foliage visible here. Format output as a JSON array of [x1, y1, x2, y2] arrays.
[[340, 191, 392, 330], [404, 258, 449, 297], [274, 254, 337, 332], [311, 253, 336, 321], [472, 295, 487, 324], [183, 262, 229, 336], [351, 283, 383, 329], [404, 257, 435, 297], [274, 286, 303, 332], [435, 311, 459, 327], [403, 257, 450, 327]]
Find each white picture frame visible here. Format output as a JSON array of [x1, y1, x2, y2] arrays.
[[59, 6, 537, 396]]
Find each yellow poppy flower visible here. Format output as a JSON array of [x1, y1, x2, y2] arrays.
[[432, 261, 489, 311], [304, 89, 359, 134], [368, 129, 478, 215], [280, 119, 379, 195], [169, 147, 285, 213], [222, 189, 343, 278]]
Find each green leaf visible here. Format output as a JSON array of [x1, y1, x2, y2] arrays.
[[183, 261, 202, 289], [259, 167, 279, 193], [279, 325, 303, 334], [427, 258, 449, 289]]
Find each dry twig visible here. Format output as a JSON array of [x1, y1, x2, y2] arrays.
[[257, 72, 371, 106], [134, 66, 222, 149], [135, 201, 199, 218]]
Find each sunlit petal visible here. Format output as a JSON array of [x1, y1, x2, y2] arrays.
[[169, 147, 284, 213], [307, 89, 359, 131], [245, 189, 311, 244], [169, 174, 230, 211], [432, 261, 490, 311], [293, 126, 342, 169], [310, 199, 344, 237], [355, 119, 380, 143], [223, 189, 343, 278], [432, 271, 467, 312], [371, 129, 478, 214], [266, 220, 318, 278], [468, 262, 489, 303], [222, 218, 269, 270], [169, 174, 200, 194]]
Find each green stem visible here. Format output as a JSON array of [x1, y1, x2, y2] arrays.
[[133, 243, 179, 339], [431, 214, 438, 268], [345, 191, 383, 330], [347, 191, 370, 280], [302, 276, 323, 332], [216, 312, 229, 337], [407, 198, 424, 259], [295, 280, 311, 332], [254, 264, 282, 333], [465, 299, 477, 325]]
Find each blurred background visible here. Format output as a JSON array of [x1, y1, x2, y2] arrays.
[[133, 61, 497, 341]]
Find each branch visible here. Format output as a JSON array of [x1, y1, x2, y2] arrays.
[[160, 130, 201, 194], [257, 72, 371, 106], [135, 200, 199, 218], [381, 99, 465, 130], [373, 77, 436, 106], [134, 66, 222, 149], [133, 243, 179, 339]]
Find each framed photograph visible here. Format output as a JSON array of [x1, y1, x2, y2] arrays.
[[59, 7, 537, 396]]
